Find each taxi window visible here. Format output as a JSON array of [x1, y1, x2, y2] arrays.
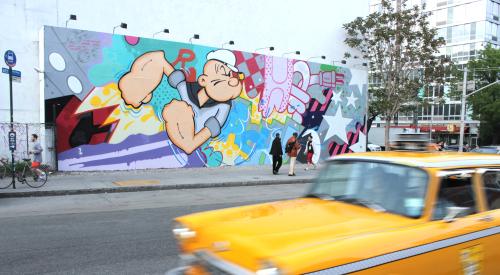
[[311, 161, 428, 218], [432, 174, 477, 220], [482, 171, 500, 210]]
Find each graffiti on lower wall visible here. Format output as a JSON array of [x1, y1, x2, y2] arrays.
[[43, 26, 367, 171]]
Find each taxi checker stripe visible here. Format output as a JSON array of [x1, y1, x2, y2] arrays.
[[307, 226, 500, 275]]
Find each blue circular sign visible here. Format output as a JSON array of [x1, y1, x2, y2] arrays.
[[4, 50, 16, 67]]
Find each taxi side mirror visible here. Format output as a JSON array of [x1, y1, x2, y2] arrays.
[[443, 206, 469, 223]]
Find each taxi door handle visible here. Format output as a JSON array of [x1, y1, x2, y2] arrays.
[[478, 215, 494, 222]]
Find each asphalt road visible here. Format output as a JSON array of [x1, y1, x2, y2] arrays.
[[0, 184, 306, 275]]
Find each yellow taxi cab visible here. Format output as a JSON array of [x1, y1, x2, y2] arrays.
[[167, 152, 500, 275]]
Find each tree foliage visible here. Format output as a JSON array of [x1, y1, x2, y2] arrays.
[[467, 45, 500, 145], [343, 0, 451, 148]]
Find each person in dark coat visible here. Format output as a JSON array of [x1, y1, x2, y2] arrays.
[[269, 133, 283, 175]]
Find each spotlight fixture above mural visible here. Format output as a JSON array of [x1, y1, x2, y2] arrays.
[[189, 34, 200, 44], [222, 40, 235, 48], [65, 14, 77, 28], [307, 55, 326, 61], [153, 28, 169, 38], [349, 62, 369, 68], [332, 60, 347, 65], [255, 46, 275, 52], [282, 51, 300, 57], [113, 23, 128, 34]]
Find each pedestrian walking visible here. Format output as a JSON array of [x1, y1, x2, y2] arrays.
[[286, 132, 301, 176], [464, 143, 470, 152], [29, 134, 46, 180], [304, 135, 316, 170], [269, 133, 283, 175], [437, 141, 445, 151]]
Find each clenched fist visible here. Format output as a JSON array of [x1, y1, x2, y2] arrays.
[[162, 100, 200, 154]]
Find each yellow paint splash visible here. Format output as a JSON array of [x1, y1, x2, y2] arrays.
[[75, 83, 162, 144], [210, 133, 249, 165]]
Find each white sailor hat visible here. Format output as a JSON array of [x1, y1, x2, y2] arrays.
[[206, 49, 239, 72]]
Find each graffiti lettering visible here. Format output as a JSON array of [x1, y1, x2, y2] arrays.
[[172, 48, 197, 82]]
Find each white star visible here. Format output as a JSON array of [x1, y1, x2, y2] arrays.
[[349, 132, 366, 152], [323, 107, 352, 143], [331, 90, 343, 105], [346, 92, 358, 107], [349, 69, 368, 96]]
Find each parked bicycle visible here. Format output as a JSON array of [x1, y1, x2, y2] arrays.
[[0, 158, 49, 189]]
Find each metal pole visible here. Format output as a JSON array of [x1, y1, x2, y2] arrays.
[[430, 85, 434, 141], [459, 67, 467, 152], [430, 102, 434, 141], [26, 123, 29, 156], [52, 104, 59, 171], [365, 70, 369, 151], [9, 67, 15, 189]]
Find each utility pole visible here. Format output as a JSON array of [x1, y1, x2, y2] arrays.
[[4, 50, 17, 189], [458, 67, 467, 152], [458, 76, 500, 151]]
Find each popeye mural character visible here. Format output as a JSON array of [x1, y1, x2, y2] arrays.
[[118, 49, 244, 154]]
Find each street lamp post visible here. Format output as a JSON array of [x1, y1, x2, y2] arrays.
[[458, 68, 500, 152], [458, 68, 468, 152]]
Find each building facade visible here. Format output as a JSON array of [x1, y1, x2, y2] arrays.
[[0, 0, 369, 170], [369, 0, 499, 146]]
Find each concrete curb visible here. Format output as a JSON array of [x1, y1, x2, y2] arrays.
[[0, 178, 311, 198]]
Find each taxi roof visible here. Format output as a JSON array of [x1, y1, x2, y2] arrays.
[[330, 151, 500, 168]]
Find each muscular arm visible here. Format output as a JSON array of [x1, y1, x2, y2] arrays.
[[162, 100, 211, 155], [118, 51, 174, 108]]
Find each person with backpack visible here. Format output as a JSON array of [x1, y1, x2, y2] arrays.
[[304, 135, 316, 170], [269, 133, 283, 175], [286, 132, 301, 176]]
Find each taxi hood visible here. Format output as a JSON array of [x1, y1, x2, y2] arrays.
[[176, 198, 421, 271]]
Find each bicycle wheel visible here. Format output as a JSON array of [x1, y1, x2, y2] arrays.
[[23, 165, 48, 188], [0, 165, 14, 189]]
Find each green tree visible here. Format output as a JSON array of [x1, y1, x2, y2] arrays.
[[343, 0, 450, 149], [467, 45, 500, 145]]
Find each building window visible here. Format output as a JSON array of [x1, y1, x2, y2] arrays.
[[436, 8, 448, 26], [470, 43, 476, 56], [437, 0, 447, 7], [471, 22, 476, 40], [488, 1, 500, 21], [477, 21, 486, 40], [466, 2, 485, 22], [437, 27, 446, 40]]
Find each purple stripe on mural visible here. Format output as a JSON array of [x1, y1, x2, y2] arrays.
[[59, 132, 169, 160], [58, 132, 206, 170]]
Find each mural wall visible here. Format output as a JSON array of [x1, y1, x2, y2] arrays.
[[43, 26, 367, 171]]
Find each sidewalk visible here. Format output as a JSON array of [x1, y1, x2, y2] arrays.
[[0, 164, 318, 198]]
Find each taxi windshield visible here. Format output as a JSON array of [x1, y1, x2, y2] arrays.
[[307, 160, 429, 218]]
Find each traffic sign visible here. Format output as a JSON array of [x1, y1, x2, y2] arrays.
[[457, 80, 475, 92], [4, 50, 16, 68], [8, 131, 16, 151], [2, 67, 21, 77]]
